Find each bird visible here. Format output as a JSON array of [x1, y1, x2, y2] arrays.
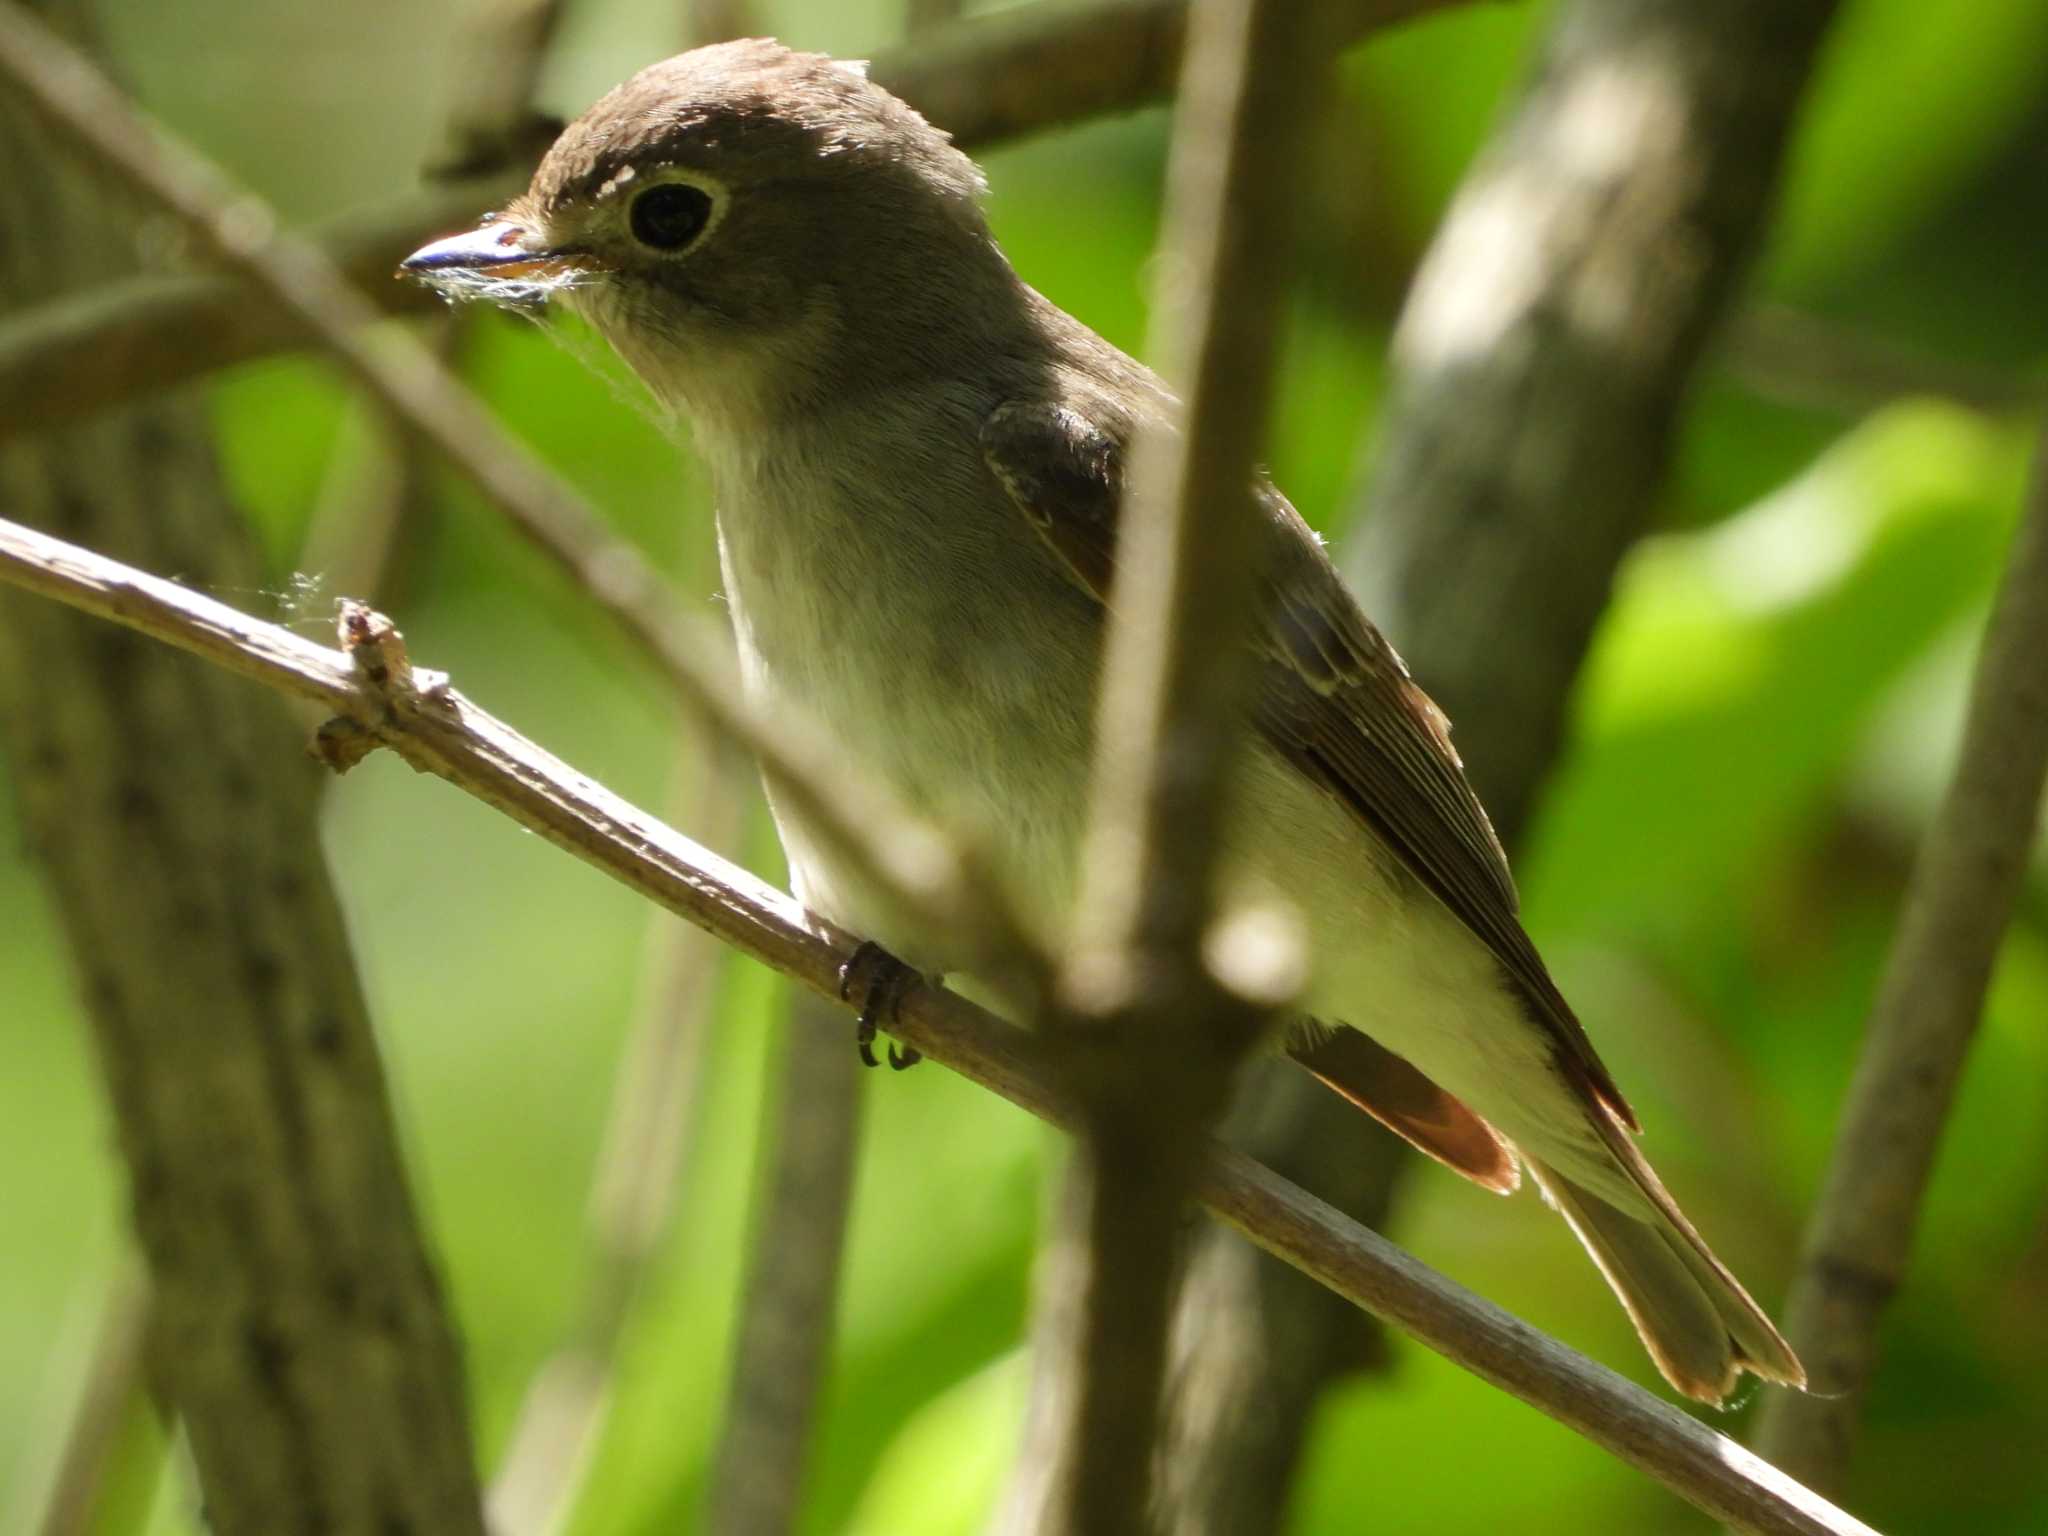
[[401, 37, 1804, 1406]]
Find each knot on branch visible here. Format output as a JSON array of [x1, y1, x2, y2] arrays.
[[311, 600, 450, 774]]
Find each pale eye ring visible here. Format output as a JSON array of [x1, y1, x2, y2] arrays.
[[630, 183, 713, 251]]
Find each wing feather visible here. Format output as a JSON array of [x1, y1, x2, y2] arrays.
[[982, 396, 1636, 1129]]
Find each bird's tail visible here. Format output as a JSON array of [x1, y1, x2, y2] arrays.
[[1290, 1021, 1803, 1404], [1525, 1131, 1805, 1406]]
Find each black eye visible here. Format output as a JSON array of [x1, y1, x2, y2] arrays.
[[629, 183, 713, 251]]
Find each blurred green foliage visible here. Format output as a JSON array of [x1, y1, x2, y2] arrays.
[[4, 1, 2048, 1533]]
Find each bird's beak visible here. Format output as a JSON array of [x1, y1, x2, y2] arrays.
[[398, 221, 586, 287]]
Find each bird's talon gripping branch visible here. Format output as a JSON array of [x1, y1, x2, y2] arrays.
[[838, 940, 921, 1070]]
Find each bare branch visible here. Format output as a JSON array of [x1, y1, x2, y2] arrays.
[[1155, 1069, 1406, 1536], [1752, 416, 2048, 1493], [875, 0, 1460, 154], [1720, 303, 2045, 422], [1021, 1, 1332, 1529], [32, 1269, 152, 1536], [0, 0, 1035, 1001], [0, 177, 511, 445], [702, 990, 864, 1536], [0, 512, 1881, 1536], [0, 0, 1475, 442], [488, 746, 748, 1536], [1, 434, 490, 1536], [1069, 5, 1316, 1000], [294, 315, 460, 618], [1017, 1072, 1405, 1536], [1198, 1151, 1877, 1536]]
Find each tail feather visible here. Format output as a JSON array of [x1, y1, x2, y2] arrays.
[[1527, 1148, 1805, 1405], [1289, 1024, 1804, 1404]]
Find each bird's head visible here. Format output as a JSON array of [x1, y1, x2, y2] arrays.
[[402, 39, 1014, 429]]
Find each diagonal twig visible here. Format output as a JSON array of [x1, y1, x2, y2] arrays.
[[1752, 412, 2048, 1495], [29, 1268, 153, 1536], [876, 0, 1455, 154], [0, 176, 513, 444], [1719, 303, 2045, 422], [0, 510, 1880, 1536], [486, 742, 750, 1536]]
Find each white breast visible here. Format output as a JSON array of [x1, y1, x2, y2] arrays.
[[705, 403, 1100, 965]]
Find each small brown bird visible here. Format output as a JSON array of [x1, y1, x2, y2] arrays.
[[404, 39, 1804, 1405]]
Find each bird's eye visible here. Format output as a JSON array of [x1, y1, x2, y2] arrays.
[[629, 183, 713, 251]]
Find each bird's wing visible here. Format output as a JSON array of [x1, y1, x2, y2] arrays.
[[981, 396, 1636, 1130]]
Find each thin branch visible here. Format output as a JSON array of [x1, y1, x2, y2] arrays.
[[1197, 1150, 1873, 1536], [304, 0, 534, 697], [0, 0, 1473, 442], [874, 0, 1457, 154], [0, 511, 1879, 1536], [0, 0, 1035, 1000], [1068, 3, 1318, 1004], [32, 1269, 153, 1536], [0, 177, 511, 445], [590, 753, 748, 1327], [1154, 1067, 1406, 1536], [1720, 303, 2046, 421], [1027, 0, 1329, 1529], [294, 314, 460, 621], [487, 744, 748, 1536], [358, 0, 569, 655], [1752, 415, 2048, 1493], [701, 989, 865, 1536]]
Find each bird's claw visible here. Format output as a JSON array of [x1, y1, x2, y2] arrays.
[[838, 940, 923, 1070]]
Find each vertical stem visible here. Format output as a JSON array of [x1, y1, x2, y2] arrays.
[[1754, 417, 2048, 1495], [32, 1270, 157, 1536], [1040, 2, 1332, 1531], [487, 743, 747, 1536], [703, 990, 866, 1536], [1154, 1, 1845, 1525]]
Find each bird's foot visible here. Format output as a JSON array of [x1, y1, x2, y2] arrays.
[[837, 940, 924, 1070]]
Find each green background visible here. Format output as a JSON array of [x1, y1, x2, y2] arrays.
[[5, 0, 2048, 1531]]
